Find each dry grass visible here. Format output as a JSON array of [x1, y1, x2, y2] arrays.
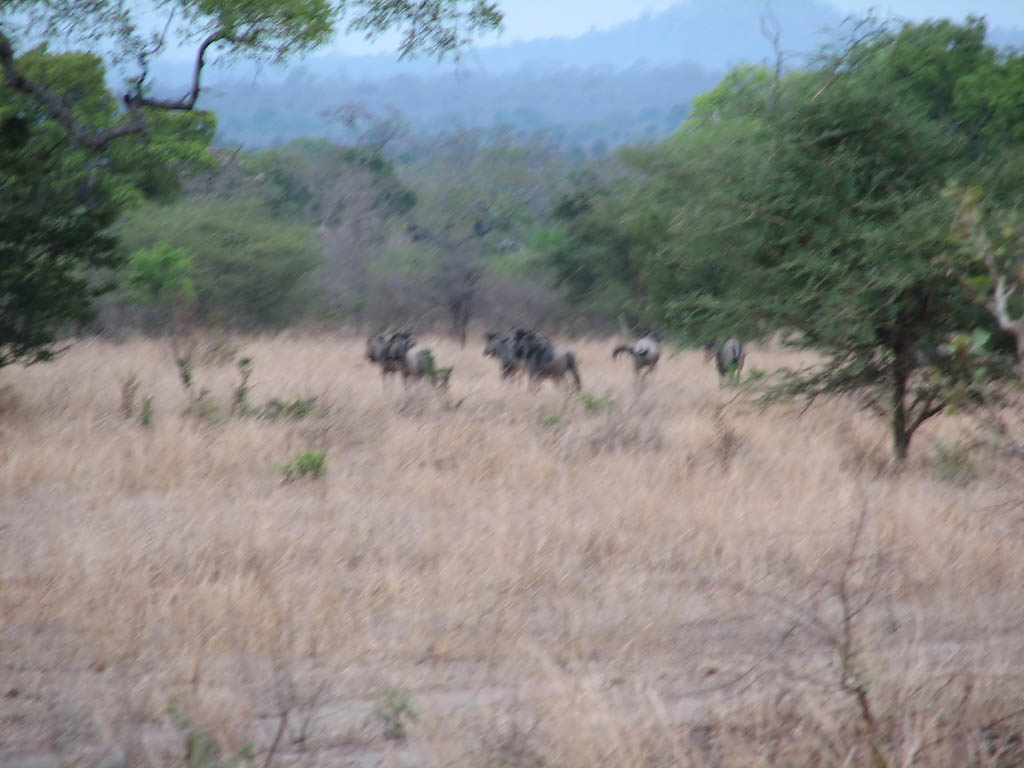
[[1, 333, 1022, 767]]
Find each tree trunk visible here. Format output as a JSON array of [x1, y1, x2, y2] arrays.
[[891, 366, 910, 463]]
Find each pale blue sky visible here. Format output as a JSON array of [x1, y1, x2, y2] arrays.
[[327, 0, 1023, 54]]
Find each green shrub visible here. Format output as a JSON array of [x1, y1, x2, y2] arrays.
[[122, 242, 195, 332], [169, 703, 253, 768], [183, 390, 225, 425], [262, 396, 319, 420], [579, 389, 615, 414], [231, 357, 254, 416], [538, 411, 563, 428], [420, 348, 454, 390], [282, 451, 326, 481], [374, 685, 418, 742]]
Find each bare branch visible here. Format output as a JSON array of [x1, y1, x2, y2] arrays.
[[0, 24, 240, 151], [0, 29, 147, 150]]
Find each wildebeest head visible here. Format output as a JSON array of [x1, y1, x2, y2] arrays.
[[367, 334, 388, 362]]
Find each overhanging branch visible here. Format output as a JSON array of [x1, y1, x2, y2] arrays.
[[125, 29, 233, 112], [0, 29, 146, 150], [0, 26, 232, 151]]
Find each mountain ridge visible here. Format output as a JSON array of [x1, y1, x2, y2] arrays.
[[168, 0, 1024, 149]]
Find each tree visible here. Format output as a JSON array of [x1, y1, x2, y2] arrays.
[[0, 0, 502, 368], [228, 135, 417, 320], [683, 20, 1024, 459], [400, 128, 573, 342], [0, 47, 214, 368], [122, 243, 196, 334], [546, 17, 1023, 460], [120, 199, 322, 329]]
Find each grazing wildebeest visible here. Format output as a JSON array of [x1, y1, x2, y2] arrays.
[[367, 331, 440, 385], [483, 331, 524, 382], [513, 328, 582, 392], [366, 332, 406, 380], [705, 337, 746, 381], [613, 333, 661, 384]]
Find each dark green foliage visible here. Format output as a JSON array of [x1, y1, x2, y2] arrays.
[[119, 198, 322, 329], [139, 395, 154, 428], [0, 47, 213, 369], [282, 451, 326, 481], [122, 242, 196, 332]]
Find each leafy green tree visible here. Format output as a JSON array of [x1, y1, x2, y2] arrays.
[[547, 17, 1023, 459], [242, 138, 416, 225], [0, 47, 213, 368], [120, 199, 322, 329], [0, 0, 501, 369], [123, 243, 196, 333]]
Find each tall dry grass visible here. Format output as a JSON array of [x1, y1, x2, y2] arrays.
[[1, 332, 1022, 766]]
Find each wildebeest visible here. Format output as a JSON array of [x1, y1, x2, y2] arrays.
[[705, 337, 746, 380], [483, 331, 524, 382], [613, 332, 661, 384], [366, 332, 408, 379], [366, 331, 442, 385], [512, 328, 582, 392]]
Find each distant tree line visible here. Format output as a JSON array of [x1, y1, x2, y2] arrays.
[[197, 63, 709, 154]]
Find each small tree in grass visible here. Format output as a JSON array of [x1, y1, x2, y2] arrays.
[[123, 242, 196, 334]]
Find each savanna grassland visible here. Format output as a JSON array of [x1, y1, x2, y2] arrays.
[[1, 334, 1023, 767]]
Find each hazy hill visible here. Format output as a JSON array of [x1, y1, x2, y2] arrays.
[[178, 0, 1024, 150], [308, 0, 847, 78]]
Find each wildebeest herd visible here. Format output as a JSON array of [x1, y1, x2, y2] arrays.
[[366, 328, 745, 391]]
